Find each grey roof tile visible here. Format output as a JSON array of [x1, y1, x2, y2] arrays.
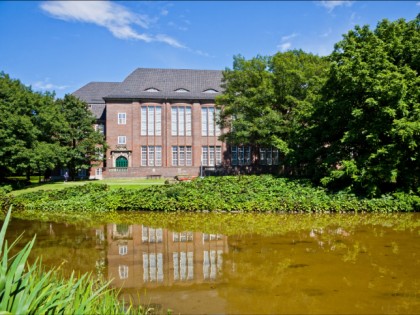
[[105, 68, 223, 100], [72, 82, 120, 119], [73, 82, 120, 104]]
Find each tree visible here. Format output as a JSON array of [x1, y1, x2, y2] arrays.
[[56, 94, 107, 180], [216, 51, 328, 170], [0, 73, 64, 180], [307, 16, 420, 196]]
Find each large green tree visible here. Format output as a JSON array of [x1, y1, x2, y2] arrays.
[[216, 50, 328, 169], [0, 73, 107, 181], [306, 16, 420, 196], [0, 73, 65, 180], [56, 94, 107, 180]]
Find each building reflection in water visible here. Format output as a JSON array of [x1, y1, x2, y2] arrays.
[[106, 224, 228, 288]]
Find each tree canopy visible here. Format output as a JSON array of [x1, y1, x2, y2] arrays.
[[217, 15, 419, 196], [306, 16, 420, 196], [0, 73, 106, 181], [216, 50, 328, 158]]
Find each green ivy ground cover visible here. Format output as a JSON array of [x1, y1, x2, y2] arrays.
[[2, 176, 419, 216]]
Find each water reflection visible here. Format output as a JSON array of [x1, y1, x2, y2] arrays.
[[3, 215, 420, 314], [106, 224, 228, 288]]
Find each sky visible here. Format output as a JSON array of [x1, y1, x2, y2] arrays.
[[0, 1, 418, 98]]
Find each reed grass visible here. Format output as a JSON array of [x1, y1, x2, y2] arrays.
[[0, 207, 149, 314]]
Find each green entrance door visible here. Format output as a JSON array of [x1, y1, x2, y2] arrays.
[[116, 156, 128, 168]]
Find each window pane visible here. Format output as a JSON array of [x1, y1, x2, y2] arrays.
[[238, 146, 244, 165], [148, 147, 154, 166], [179, 146, 185, 166], [186, 146, 192, 166], [155, 107, 161, 136], [156, 146, 162, 166], [245, 146, 251, 165], [216, 146, 222, 165], [215, 109, 221, 136], [141, 146, 147, 166], [202, 147, 208, 166], [201, 108, 208, 136], [231, 146, 238, 166], [208, 107, 215, 136], [209, 146, 215, 166], [186, 107, 192, 136], [141, 107, 147, 135], [178, 107, 185, 136], [172, 146, 178, 166], [260, 148, 266, 165], [171, 107, 177, 136], [148, 107, 154, 136]]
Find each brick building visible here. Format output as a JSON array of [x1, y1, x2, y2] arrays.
[[73, 68, 227, 179], [73, 68, 279, 179]]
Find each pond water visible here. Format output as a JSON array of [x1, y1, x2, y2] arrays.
[[3, 213, 420, 314]]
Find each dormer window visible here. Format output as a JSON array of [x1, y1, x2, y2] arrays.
[[145, 88, 159, 92], [203, 89, 218, 93], [175, 88, 189, 93]]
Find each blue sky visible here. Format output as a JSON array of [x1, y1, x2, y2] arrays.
[[0, 1, 418, 98]]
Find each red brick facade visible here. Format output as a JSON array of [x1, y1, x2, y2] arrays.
[[103, 100, 226, 178]]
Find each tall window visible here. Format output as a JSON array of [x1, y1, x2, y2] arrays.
[[118, 113, 126, 124], [201, 107, 221, 136], [202, 146, 222, 166], [171, 106, 192, 136], [141, 106, 161, 136], [231, 146, 252, 165], [117, 136, 126, 144], [141, 146, 162, 166], [172, 146, 192, 166], [259, 148, 279, 165]]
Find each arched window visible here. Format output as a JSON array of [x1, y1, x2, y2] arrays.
[[175, 88, 189, 93], [145, 88, 159, 92], [203, 89, 218, 93], [116, 156, 128, 168]]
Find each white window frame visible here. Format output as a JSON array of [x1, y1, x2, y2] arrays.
[[172, 106, 192, 136], [117, 136, 126, 145], [141, 146, 162, 166], [118, 113, 126, 125], [231, 146, 251, 165], [141, 106, 161, 136], [202, 107, 221, 136], [259, 148, 279, 165], [202, 146, 221, 166], [172, 146, 192, 166]]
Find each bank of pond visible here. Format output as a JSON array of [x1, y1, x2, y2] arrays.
[[1, 176, 419, 218]]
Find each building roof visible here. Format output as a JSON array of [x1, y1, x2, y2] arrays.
[[72, 82, 120, 120], [72, 82, 120, 104], [105, 68, 223, 101]]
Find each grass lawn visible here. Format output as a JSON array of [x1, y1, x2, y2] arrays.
[[9, 178, 166, 196]]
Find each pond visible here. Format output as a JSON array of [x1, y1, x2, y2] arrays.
[[3, 213, 420, 314]]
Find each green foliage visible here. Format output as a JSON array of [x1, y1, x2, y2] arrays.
[[0, 73, 107, 181], [216, 51, 328, 164], [3, 176, 419, 214], [304, 16, 420, 196], [56, 94, 107, 180], [0, 207, 148, 314]]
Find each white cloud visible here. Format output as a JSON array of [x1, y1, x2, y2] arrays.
[[318, 1, 353, 12], [32, 78, 68, 92], [417, 2, 420, 6], [281, 33, 298, 41], [277, 42, 292, 52], [40, 1, 184, 48]]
